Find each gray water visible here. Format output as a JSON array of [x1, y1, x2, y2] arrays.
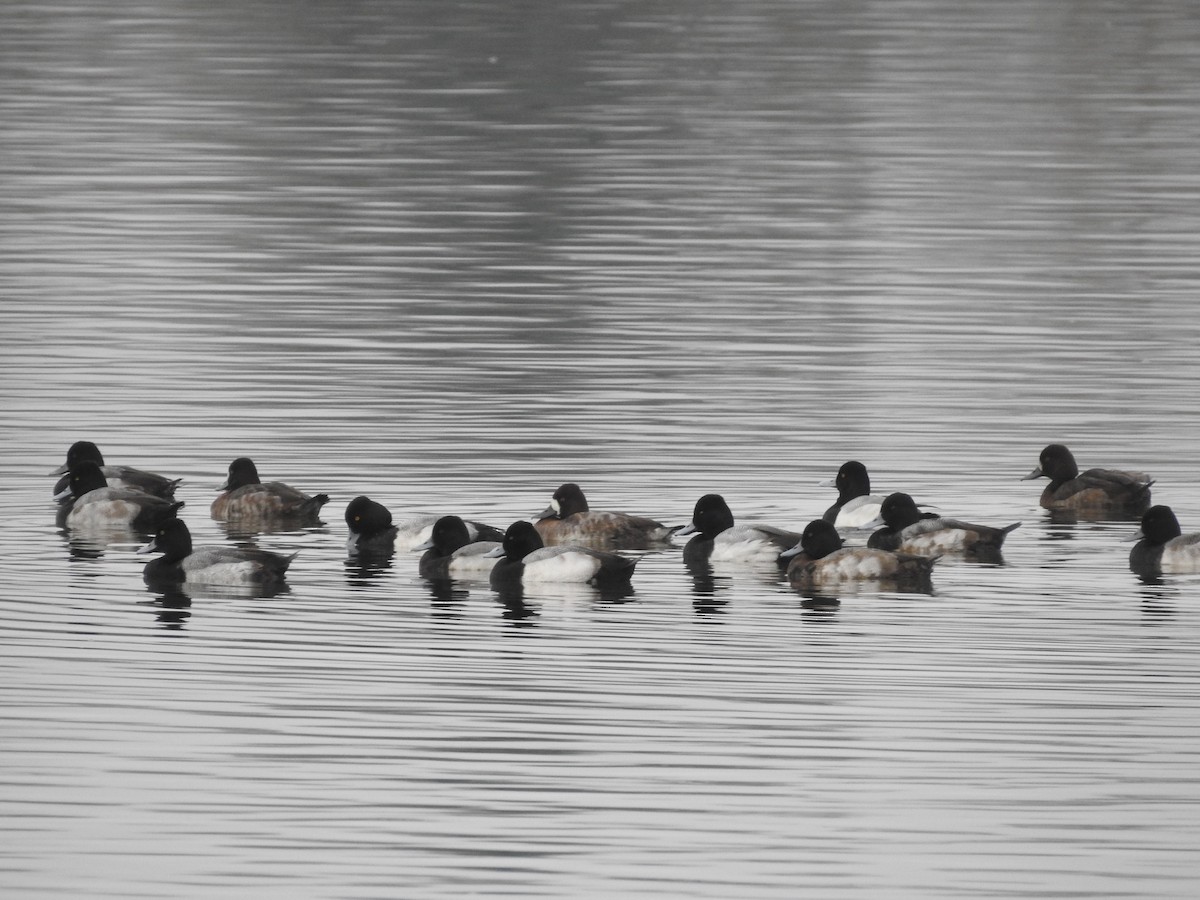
[[3, 1, 1200, 897]]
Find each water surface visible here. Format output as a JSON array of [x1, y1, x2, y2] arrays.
[[3, 1, 1200, 897]]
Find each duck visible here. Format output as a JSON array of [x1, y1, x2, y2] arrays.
[[1126, 505, 1200, 575], [1022, 443, 1152, 514], [533, 482, 677, 549], [396, 514, 502, 552], [211, 457, 330, 524], [344, 495, 399, 555], [54, 461, 184, 531], [865, 492, 1020, 557], [820, 460, 888, 529], [783, 519, 938, 588], [487, 520, 637, 588], [677, 493, 800, 566], [413, 515, 501, 580], [138, 518, 295, 587], [49, 440, 180, 499], [344, 495, 503, 553]]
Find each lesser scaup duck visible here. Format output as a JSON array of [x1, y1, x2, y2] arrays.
[[138, 518, 296, 587], [533, 482, 677, 549], [865, 492, 1020, 557], [413, 515, 501, 580], [397, 515, 502, 552], [487, 520, 637, 588], [211, 457, 330, 524], [677, 493, 800, 566], [54, 461, 184, 531], [344, 495, 399, 555], [49, 440, 180, 499], [1022, 444, 1152, 514], [344, 495, 503, 553], [1126, 505, 1200, 575], [782, 519, 938, 588], [820, 460, 888, 528]]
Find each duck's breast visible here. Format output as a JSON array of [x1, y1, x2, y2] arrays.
[[834, 496, 886, 529]]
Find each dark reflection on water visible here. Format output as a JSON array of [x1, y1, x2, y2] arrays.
[[799, 596, 842, 616], [141, 589, 194, 628], [424, 578, 471, 609], [343, 554, 395, 588], [4, 0, 1200, 897], [495, 588, 540, 624]]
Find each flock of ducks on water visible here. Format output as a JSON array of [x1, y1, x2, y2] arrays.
[[49, 440, 1199, 599]]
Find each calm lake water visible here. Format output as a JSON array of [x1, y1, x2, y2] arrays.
[[3, 1, 1200, 897]]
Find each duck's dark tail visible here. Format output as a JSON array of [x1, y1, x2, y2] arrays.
[[988, 521, 1021, 549], [303, 494, 331, 517], [142, 500, 185, 532], [594, 554, 638, 588], [470, 521, 506, 542]]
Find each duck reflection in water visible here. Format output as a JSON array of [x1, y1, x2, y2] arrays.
[[493, 584, 539, 624], [61, 528, 125, 560], [141, 585, 193, 628], [425, 577, 471, 608], [799, 594, 842, 616], [684, 553, 731, 614], [343, 552, 394, 587]]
